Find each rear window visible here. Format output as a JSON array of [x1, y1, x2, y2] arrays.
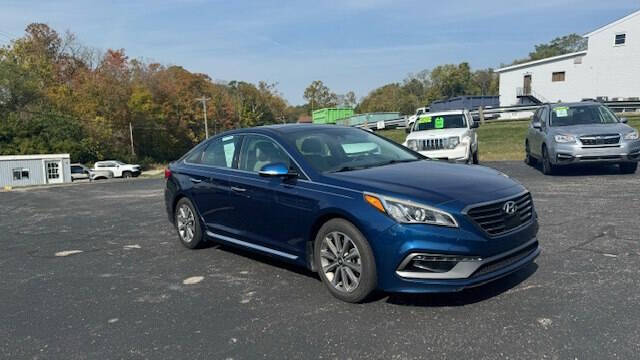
[[414, 114, 466, 131]]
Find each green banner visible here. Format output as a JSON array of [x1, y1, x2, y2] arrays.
[[418, 116, 431, 124]]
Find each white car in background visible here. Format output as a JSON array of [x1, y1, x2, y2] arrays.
[[406, 107, 427, 131], [93, 160, 141, 178], [71, 163, 113, 181], [403, 110, 479, 164]]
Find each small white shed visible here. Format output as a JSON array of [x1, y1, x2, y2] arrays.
[[0, 154, 72, 187]]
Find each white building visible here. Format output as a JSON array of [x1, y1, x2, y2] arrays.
[[0, 154, 71, 188], [497, 9, 640, 107]]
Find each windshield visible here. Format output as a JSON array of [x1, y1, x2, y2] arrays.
[[284, 127, 422, 173], [550, 105, 619, 127], [414, 114, 466, 131], [114, 160, 125, 165]]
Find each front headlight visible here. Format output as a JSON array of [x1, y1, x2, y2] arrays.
[[406, 140, 418, 151], [624, 130, 639, 140], [364, 193, 458, 227], [446, 136, 460, 149], [554, 134, 576, 143]]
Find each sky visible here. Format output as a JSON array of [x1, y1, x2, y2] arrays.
[[1, 0, 639, 104]]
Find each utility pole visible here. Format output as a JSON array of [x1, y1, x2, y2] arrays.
[[129, 122, 135, 156], [195, 96, 211, 139]]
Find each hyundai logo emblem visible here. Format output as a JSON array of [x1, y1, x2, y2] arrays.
[[503, 201, 518, 216]]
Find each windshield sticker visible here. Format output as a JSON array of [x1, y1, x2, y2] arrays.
[[554, 107, 569, 117], [435, 117, 444, 129], [418, 116, 431, 124]]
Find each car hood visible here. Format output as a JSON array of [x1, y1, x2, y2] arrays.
[[324, 160, 524, 209], [406, 128, 469, 140], [550, 123, 634, 136]]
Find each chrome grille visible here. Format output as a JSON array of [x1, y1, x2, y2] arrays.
[[579, 134, 620, 147], [419, 138, 445, 151], [466, 192, 534, 236]]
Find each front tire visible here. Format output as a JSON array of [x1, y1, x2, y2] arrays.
[[314, 219, 377, 303], [541, 146, 555, 175], [122, 171, 132, 178], [174, 198, 204, 249], [619, 162, 638, 174], [472, 148, 479, 164]]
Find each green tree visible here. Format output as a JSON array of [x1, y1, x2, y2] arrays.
[[512, 33, 587, 64], [303, 80, 338, 112]]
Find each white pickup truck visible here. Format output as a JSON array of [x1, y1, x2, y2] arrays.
[[403, 109, 479, 164], [406, 107, 427, 130], [93, 160, 141, 178]]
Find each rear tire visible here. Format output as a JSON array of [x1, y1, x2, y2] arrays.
[[619, 162, 638, 174], [174, 197, 204, 249], [541, 146, 555, 175], [314, 219, 377, 303]]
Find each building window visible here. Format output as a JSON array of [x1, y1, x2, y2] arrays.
[[12, 168, 29, 180], [615, 33, 626, 46], [552, 72, 566, 82]]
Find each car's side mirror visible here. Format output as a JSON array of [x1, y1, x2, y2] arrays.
[[620, 117, 628, 124], [259, 163, 297, 178], [532, 121, 542, 130], [470, 121, 479, 129]]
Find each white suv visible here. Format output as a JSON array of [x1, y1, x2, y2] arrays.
[[403, 110, 479, 164], [93, 160, 141, 178]]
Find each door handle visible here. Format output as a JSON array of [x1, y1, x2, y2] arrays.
[[190, 178, 202, 184], [231, 186, 246, 193]]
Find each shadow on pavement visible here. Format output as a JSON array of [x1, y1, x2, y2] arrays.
[[202, 241, 321, 281], [530, 162, 633, 176]]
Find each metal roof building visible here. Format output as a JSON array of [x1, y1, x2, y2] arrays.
[[0, 154, 72, 188]]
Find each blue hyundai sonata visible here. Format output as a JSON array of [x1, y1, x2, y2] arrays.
[[165, 124, 540, 303]]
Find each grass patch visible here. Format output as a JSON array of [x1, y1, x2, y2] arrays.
[[378, 115, 640, 161]]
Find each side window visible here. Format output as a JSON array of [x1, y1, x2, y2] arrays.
[[185, 147, 205, 164], [531, 109, 540, 125], [201, 135, 239, 168], [71, 166, 81, 174], [238, 135, 291, 172], [540, 108, 549, 127]]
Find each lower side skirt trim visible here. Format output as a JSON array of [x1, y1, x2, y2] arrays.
[[205, 231, 299, 260]]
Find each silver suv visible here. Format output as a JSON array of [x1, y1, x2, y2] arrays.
[[525, 102, 639, 174]]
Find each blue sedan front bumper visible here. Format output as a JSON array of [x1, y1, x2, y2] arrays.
[[369, 216, 539, 293]]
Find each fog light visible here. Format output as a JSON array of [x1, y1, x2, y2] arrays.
[[403, 255, 482, 273], [411, 260, 457, 273]]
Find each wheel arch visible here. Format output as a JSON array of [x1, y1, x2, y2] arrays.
[[306, 209, 366, 272]]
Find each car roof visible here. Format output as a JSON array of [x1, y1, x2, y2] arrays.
[[422, 110, 466, 116], [222, 123, 355, 136], [546, 101, 602, 108]]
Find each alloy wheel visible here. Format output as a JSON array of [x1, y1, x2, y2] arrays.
[[319, 231, 362, 293], [176, 204, 196, 243]]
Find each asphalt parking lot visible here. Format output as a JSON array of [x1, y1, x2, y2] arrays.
[[1, 161, 639, 359]]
